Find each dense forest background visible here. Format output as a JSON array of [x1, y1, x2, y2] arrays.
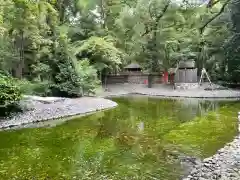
[[0, 0, 240, 108]]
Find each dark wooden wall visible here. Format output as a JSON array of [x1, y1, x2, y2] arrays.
[[106, 74, 163, 84]]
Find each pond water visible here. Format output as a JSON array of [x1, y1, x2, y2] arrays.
[[0, 96, 239, 180]]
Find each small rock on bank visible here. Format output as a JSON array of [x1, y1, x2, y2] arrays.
[[183, 135, 240, 180]]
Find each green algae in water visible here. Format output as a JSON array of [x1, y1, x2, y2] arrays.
[[0, 97, 239, 180]]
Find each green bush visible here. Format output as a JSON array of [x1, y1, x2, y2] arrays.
[[50, 51, 83, 97], [16, 80, 51, 96], [49, 37, 99, 97], [31, 82, 51, 96], [0, 75, 22, 116], [50, 57, 99, 97], [76, 59, 100, 96]]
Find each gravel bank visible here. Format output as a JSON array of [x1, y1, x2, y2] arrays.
[[183, 124, 240, 180], [183, 137, 240, 180], [0, 97, 117, 129]]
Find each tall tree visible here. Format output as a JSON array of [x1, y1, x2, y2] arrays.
[[224, 0, 240, 83]]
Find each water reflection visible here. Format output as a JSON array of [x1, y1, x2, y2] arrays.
[[176, 98, 220, 121], [0, 96, 238, 180]]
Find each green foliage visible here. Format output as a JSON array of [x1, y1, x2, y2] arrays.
[[49, 37, 84, 97], [74, 36, 124, 72], [223, 0, 240, 83], [45, 34, 99, 97], [0, 74, 22, 116], [0, 36, 19, 73], [0, 0, 236, 96], [0, 74, 21, 107], [0, 0, 126, 96], [16, 79, 50, 96], [114, 0, 231, 76], [76, 59, 100, 95]]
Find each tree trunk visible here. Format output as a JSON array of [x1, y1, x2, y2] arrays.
[[104, 74, 108, 89], [197, 40, 208, 78], [148, 74, 153, 88], [58, 0, 65, 23], [152, 23, 158, 72], [100, 0, 106, 29], [15, 31, 24, 79]]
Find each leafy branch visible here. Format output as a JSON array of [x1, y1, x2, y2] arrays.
[[141, 0, 171, 37], [200, 0, 231, 34]]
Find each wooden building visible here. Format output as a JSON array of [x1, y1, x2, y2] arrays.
[[174, 60, 199, 89], [174, 60, 198, 83], [124, 63, 142, 73]]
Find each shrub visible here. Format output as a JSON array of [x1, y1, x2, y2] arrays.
[[31, 81, 51, 96], [76, 59, 100, 95], [50, 52, 82, 97], [50, 57, 100, 97], [16, 79, 51, 97], [49, 37, 99, 97], [0, 74, 22, 116]]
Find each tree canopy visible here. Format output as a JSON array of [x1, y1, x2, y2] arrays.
[[0, 0, 238, 102]]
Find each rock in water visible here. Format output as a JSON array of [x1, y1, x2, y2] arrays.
[[138, 122, 144, 132]]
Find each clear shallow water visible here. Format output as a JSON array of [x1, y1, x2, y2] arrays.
[[0, 96, 239, 180]]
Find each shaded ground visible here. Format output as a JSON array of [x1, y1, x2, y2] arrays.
[[98, 83, 240, 98]]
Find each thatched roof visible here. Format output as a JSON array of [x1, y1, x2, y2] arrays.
[[124, 63, 142, 69]]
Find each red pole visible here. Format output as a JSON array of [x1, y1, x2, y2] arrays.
[[164, 71, 168, 83]]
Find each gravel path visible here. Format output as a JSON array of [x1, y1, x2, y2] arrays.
[[99, 83, 240, 98], [0, 97, 117, 129]]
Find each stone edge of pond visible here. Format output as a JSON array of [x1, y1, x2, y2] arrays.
[[102, 92, 240, 100], [134, 93, 240, 99], [0, 97, 118, 130], [183, 126, 240, 180], [5, 106, 117, 130]]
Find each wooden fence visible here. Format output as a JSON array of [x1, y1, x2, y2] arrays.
[[105, 74, 162, 84], [174, 69, 198, 83]]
